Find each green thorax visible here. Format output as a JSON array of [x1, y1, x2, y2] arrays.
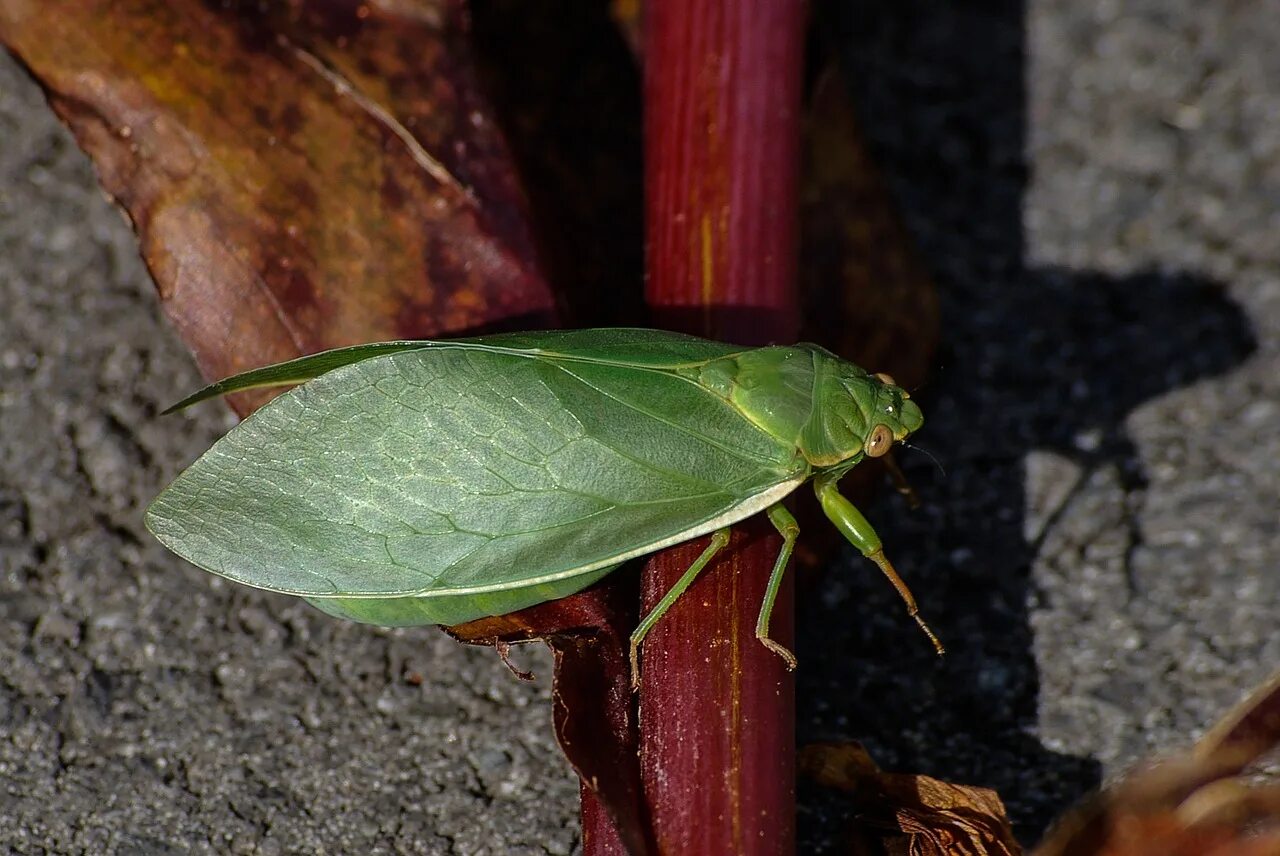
[[685, 345, 924, 473]]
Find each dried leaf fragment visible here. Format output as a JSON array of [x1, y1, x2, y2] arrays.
[[801, 741, 1022, 856], [1034, 670, 1280, 856], [0, 0, 555, 413]]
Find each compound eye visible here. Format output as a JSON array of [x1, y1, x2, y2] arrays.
[[865, 424, 894, 458]]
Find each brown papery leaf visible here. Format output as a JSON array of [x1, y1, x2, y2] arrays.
[[608, 0, 642, 58], [1194, 668, 1280, 776], [1033, 669, 1280, 856], [801, 742, 1022, 856], [0, 0, 555, 414]]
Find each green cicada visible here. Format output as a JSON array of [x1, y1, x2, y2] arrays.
[[146, 328, 942, 676]]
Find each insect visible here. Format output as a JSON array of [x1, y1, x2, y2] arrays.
[[146, 328, 943, 680]]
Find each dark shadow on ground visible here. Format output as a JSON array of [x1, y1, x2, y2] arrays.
[[796, 0, 1257, 847]]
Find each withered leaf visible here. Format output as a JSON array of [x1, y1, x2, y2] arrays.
[[0, 0, 555, 414], [1033, 670, 1280, 856], [790, 64, 943, 572], [801, 741, 1022, 856]]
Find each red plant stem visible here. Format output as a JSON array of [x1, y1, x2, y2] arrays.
[[631, 1, 806, 854], [645, 3, 803, 340], [580, 782, 628, 854]]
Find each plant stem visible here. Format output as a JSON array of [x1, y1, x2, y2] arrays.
[[633, 1, 806, 853]]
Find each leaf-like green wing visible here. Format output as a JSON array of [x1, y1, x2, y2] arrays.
[[302, 563, 624, 627], [162, 341, 436, 413], [147, 340, 807, 624], [471, 327, 749, 366], [162, 328, 743, 413]]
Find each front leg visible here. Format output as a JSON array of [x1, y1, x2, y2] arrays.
[[814, 474, 945, 655]]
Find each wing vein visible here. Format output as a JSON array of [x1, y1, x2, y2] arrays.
[[548, 362, 781, 467]]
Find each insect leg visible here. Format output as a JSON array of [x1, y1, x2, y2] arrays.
[[630, 527, 731, 690], [757, 503, 800, 669], [814, 475, 945, 655]]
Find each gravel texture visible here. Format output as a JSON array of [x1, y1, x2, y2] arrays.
[[2, 1, 1278, 853]]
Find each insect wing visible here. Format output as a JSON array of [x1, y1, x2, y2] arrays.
[[162, 328, 742, 413], [304, 562, 623, 627], [146, 343, 805, 613], [162, 340, 436, 412], [470, 327, 746, 366]]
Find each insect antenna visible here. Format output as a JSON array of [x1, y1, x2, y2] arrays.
[[906, 372, 938, 396], [901, 441, 947, 479]]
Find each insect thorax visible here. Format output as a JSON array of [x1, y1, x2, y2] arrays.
[[680, 346, 814, 447], [682, 344, 921, 472]]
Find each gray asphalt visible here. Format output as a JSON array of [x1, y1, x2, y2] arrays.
[[2, 1, 1277, 854]]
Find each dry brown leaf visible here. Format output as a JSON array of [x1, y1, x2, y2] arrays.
[[788, 63, 943, 573], [801, 741, 1022, 856], [0, 0, 556, 414], [1033, 670, 1280, 856]]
